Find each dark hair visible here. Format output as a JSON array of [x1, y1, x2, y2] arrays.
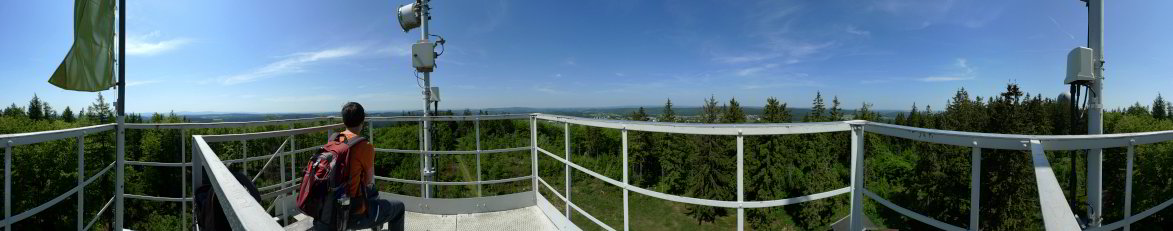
[[342, 102, 365, 128]]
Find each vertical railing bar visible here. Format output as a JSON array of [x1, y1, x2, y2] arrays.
[[622, 126, 629, 231], [1124, 139, 1135, 231], [970, 143, 981, 231], [564, 122, 572, 220], [288, 124, 296, 203], [849, 124, 865, 231], [77, 134, 85, 231], [6, 140, 12, 231], [420, 117, 427, 197], [242, 140, 248, 177], [279, 129, 288, 226], [475, 117, 482, 197], [736, 132, 745, 231], [530, 115, 539, 205], [180, 128, 187, 231], [190, 137, 202, 230]]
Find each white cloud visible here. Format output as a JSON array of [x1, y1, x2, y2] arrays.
[[918, 58, 975, 82], [846, 25, 870, 36], [614, 72, 626, 77], [736, 63, 780, 76], [219, 47, 360, 85], [263, 94, 339, 103], [126, 31, 191, 56]]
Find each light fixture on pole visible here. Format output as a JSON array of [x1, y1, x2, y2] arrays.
[[397, 0, 444, 199]]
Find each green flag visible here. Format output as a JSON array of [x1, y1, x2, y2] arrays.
[[48, 0, 117, 92]]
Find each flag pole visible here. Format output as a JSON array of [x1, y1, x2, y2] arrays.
[[114, 0, 126, 229]]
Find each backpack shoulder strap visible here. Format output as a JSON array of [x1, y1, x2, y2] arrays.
[[344, 136, 367, 147], [327, 132, 342, 143]]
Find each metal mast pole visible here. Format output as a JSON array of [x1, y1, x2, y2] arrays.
[[1086, 0, 1105, 227], [115, 0, 127, 229], [420, 0, 433, 199]]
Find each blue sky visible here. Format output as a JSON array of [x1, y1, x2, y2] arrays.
[[2, 0, 1172, 113]]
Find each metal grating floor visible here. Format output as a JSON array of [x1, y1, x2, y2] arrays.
[[404, 206, 558, 231]]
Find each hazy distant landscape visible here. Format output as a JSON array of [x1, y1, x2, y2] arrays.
[[175, 106, 904, 122]]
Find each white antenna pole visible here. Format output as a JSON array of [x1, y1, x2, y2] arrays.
[[1086, 0, 1105, 227], [420, 0, 434, 199]]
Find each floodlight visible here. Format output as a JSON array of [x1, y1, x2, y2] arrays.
[[397, 3, 421, 32]]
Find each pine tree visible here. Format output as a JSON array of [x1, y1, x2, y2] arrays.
[[62, 107, 75, 123], [659, 99, 676, 122], [723, 98, 746, 123], [856, 102, 876, 121], [762, 97, 791, 123], [28, 94, 44, 120], [804, 92, 826, 122], [701, 95, 720, 123], [1153, 94, 1167, 120], [829, 96, 842, 121], [630, 107, 649, 121], [87, 93, 114, 123], [3, 103, 24, 117]]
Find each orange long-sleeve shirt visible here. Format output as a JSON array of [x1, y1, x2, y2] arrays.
[[339, 130, 374, 214]]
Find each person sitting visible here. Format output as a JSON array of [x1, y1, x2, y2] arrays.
[[333, 102, 404, 230]]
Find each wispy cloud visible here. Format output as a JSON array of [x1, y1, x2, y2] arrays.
[[126, 31, 191, 56], [219, 47, 360, 85], [263, 94, 339, 103], [918, 58, 976, 82], [845, 25, 870, 36], [736, 63, 780, 76]]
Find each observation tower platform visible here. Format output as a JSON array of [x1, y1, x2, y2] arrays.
[[2, 113, 1172, 231]]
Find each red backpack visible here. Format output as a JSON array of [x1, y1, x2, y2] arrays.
[[296, 133, 366, 229]]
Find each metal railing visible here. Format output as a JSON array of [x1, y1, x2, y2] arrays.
[[531, 114, 1173, 231], [0, 117, 333, 230], [5, 113, 1173, 230]]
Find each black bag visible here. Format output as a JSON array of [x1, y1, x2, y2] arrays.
[[193, 169, 262, 231]]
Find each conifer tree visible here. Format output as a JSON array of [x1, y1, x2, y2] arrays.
[[829, 96, 842, 121], [62, 106, 75, 123], [1153, 94, 1167, 120], [804, 92, 826, 122], [762, 97, 791, 123], [723, 98, 746, 123], [659, 99, 676, 122], [28, 94, 44, 120]]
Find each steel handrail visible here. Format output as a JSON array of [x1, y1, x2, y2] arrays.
[[6, 113, 1173, 230]]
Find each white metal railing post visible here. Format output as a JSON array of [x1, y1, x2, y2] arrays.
[[368, 121, 374, 144], [191, 137, 200, 229], [622, 126, 630, 231], [530, 115, 539, 202], [1124, 139, 1135, 231], [564, 122, 572, 219], [970, 144, 981, 230], [420, 117, 427, 197], [180, 128, 187, 231], [115, 116, 125, 231], [242, 140, 248, 177], [288, 124, 296, 200], [279, 131, 288, 226], [849, 124, 865, 231], [475, 116, 482, 197], [736, 132, 745, 231], [77, 134, 85, 231], [5, 140, 12, 231]]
